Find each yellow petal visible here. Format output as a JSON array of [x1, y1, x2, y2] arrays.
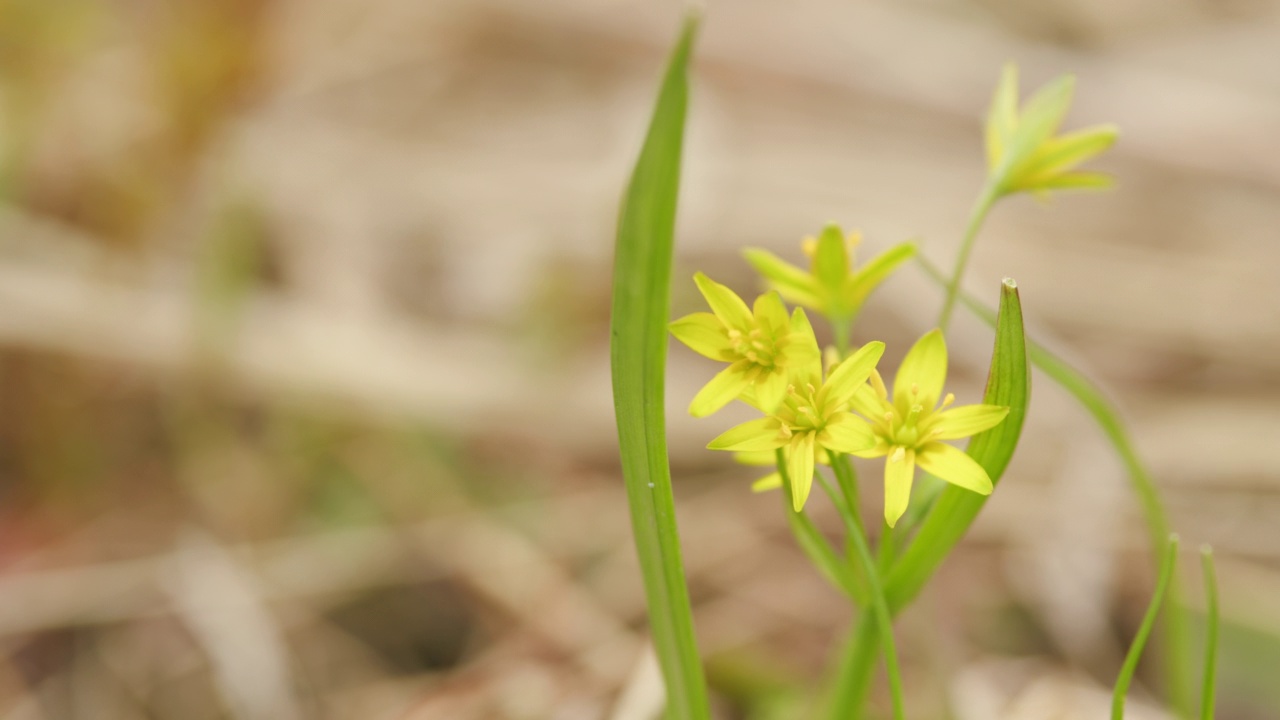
[[752, 291, 790, 335], [883, 447, 916, 528], [785, 308, 823, 381], [849, 384, 888, 421], [931, 404, 1009, 440], [917, 442, 993, 495], [1026, 171, 1115, 192], [893, 329, 947, 412], [820, 413, 877, 454], [690, 361, 754, 417], [824, 340, 886, 408], [669, 312, 732, 361], [1009, 74, 1075, 162], [786, 432, 816, 512], [849, 443, 891, 460], [708, 416, 786, 451], [811, 224, 849, 291], [733, 450, 776, 467], [842, 242, 917, 314], [752, 369, 790, 414], [751, 472, 782, 492], [694, 272, 752, 329], [742, 249, 825, 311], [985, 62, 1019, 170], [1017, 124, 1117, 187]]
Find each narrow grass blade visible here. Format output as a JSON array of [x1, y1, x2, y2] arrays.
[[885, 278, 1028, 612], [1200, 546, 1219, 720], [609, 13, 710, 719], [1113, 534, 1179, 720], [914, 254, 1194, 713]]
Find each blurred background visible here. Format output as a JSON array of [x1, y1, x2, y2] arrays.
[[0, 0, 1278, 718]]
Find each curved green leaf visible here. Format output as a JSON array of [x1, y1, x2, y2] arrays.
[[885, 278, 1028, 612]]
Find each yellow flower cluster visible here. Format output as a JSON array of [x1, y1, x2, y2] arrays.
[[671, 235, 1008, 527]]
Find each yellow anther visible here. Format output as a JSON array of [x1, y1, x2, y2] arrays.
[[806, 383, 817, 396], [752, 340, 767, 351], [940, 392, 956, 410], [745, 351, 759, 362], [890, 446, 905, 463], [910, 382, 920, 396]]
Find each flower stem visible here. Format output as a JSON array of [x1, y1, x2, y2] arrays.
[[937, 180, 1000, 333], [1113, 534, 1179, 720], [778, 449, 866, 603], [832, 317, 852, 359], [825, 458, 906, 720], [1200, 546, 1219, 720]]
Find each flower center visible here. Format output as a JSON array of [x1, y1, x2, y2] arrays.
[[778, 382, 828, 433], [886, 403, 925, 447], [727, 326, 779, 368]]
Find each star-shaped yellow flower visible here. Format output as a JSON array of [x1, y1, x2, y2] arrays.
[[985, 63, 1118, 198], [704, 334, 885, 512], [743, 225, 915, 328], [848, 329, 1010, 527], [670, 272, 821, 417]]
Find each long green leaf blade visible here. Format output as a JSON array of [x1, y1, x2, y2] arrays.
[[885, 278, 1028, 612], [913, 253, 1194, 714], [609, 13, 710, 719]]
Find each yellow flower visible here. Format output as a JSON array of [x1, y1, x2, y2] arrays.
[[743, 224, 915, 327], [849, 329, 1010, 528], [985, 63, 1118, 198], [705, 338, 885, 512], [670, 272, 821, 417]]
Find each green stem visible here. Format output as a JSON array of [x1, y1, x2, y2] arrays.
[[833, 454, 865, 537], [937, 181, 999, 333], [826, 458, 906, 720], [832, 317, 852, 359], [876, 522, 897, 575], [1113, 534, 1179, 720], [824, 614, 880, 720], [778, 452, 866, 603], [1200, 546, 1219, 720]]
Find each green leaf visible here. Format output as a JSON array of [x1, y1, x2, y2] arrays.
[[913, 253, 1195, 715], [884, 278, 1028, 613], [609, 12, 710, 720]]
